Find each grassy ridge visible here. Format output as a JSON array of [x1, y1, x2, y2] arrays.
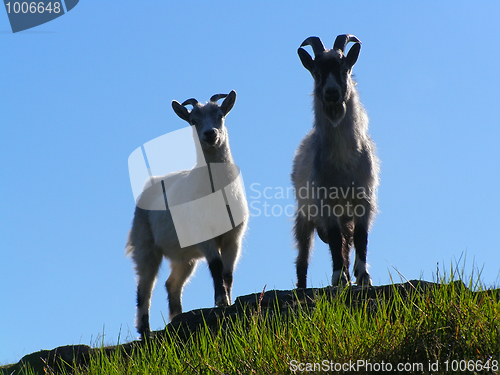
[[81, 277, 499, 374], [9, 274, 500, 374]]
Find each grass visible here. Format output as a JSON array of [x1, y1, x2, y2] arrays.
[[8, 269, 500, 374]]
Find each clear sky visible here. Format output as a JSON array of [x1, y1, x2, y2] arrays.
[[1, 1, 499, 365]]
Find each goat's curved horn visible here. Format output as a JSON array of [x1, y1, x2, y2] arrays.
[[300, 36, 325, 56], [210, 94, 228, 102], [333, 34, 361, 52], [181, 98, 199, 107]]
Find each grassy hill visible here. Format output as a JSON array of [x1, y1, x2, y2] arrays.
[[3, 274, 499, 374]]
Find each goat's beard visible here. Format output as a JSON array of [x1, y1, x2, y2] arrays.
[[202, 140, 219, 150], [322, 102, 346, 127], [202, 134, 226, 151]]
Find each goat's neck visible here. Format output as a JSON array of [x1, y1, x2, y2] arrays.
[[195, 143, 238, 189], [196, 142, 234, 166], [313, 94, 364, 168]]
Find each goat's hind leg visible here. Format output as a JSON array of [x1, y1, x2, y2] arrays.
[[294, 214, 315, 289], [329, 219, 350, 286], [165, 260, 197, 320], [133, 244, 163, 339]]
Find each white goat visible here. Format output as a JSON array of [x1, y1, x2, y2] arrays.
[[292, 35, 380, 288], [126, 90, 248, 338]]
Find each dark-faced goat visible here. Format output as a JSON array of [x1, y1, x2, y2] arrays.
[[126, 91, 248, 338], [292, 35, 379, 288]]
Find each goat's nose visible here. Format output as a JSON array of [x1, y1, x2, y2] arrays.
[[203, 129, 217, 143], [324, 89, 340, 103]]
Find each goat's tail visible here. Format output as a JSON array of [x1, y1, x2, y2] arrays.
[[125, 230, 135, 256], [341, 221, 354, 250]]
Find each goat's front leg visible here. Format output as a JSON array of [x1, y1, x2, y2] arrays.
[[328, 219, 350, 286], [353, 208, 372, 286], [219, 235, 244, 304], [199, 240, 229, 307]]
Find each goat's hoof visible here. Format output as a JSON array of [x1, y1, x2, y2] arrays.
[[355, 272, 372, 287], [139, 329, 152, 341], [332, 270, 350, 287], [215, 295, 230, 307], [169, 305, 182, 320]]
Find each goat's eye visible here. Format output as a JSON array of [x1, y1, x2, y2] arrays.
[[217, 114, 223, 121]]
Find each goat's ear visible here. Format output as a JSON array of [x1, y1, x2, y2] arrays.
[[221, 90, 236, 116], [172, 100, 190, 123], [345, 43, 361, 69], [298, 48, 314, 73]]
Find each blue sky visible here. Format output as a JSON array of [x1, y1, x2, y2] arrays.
[[1, 1, 500, 365]]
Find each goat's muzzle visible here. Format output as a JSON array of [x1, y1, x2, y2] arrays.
[[324, 88, 341, 104], [202, 129, 218, 146]]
